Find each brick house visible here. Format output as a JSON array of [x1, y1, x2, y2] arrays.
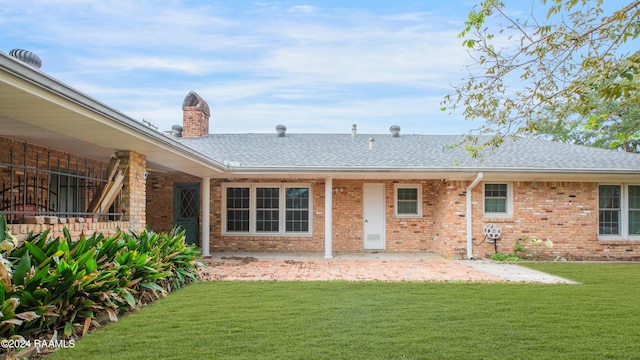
[[2, 50, 640, 260]]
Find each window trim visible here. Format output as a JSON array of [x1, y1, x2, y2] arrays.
[[221, 183, 312, 237], [482, 182, 513, 218], [598, 183, 640, 241], [394, 184, 422, 218]]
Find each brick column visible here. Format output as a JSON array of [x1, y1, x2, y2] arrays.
[[116, 151, 147, 232]]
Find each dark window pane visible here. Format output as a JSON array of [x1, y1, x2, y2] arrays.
[[227, 210, 250, 232], [397, 188, 417, 201], [599, 185, 621, 209], [599, 210, 620, 235], [629, 210, 640, 235], [629, 186, 640, 209], [598, 185, 621, 235], [485, 184, 507, 198], [484, 184, 508, 213], [226, 187, 250, 232], [256, 188, 279, 232], [285, 187, 309, 232], [397, 187, 418, 215]]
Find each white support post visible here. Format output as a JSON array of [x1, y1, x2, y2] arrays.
[[201, 177, 211, 257], [466, 172, 483, 260], [324, 178, 333, 259]]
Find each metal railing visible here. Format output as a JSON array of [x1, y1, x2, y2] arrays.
[[0, 141, 123, 223]]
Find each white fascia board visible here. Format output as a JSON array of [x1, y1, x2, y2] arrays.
[[222, 166, 640, 182]]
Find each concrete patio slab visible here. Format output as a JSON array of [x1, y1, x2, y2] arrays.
[[199, 252, 578, 284], [458, 258, 579, 284]]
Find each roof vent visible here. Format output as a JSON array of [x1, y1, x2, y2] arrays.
[[369, 137, 375, 151], [351, 124, 357, 140], [276, 124, 287, 137], [390, 125, 400, 137], [171, 124, 183, 137], [9, 49, 42, 69]]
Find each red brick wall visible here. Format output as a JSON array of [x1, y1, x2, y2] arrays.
[[332, 180, 439, 252], [432, 181, 468, 258], [8, 221, 127, 242], [144, 172, 639, 259], [146, 172, 201, 234], [331, 180, 363, 251], [208, 179, 445, 253], [181, 92, 210, 138], [471, 181, 639, 260], [116, 151, 147, 232], [182, 106, 209, 138], [211, 179, 325, 251]]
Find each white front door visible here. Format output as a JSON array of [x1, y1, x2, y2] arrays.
[[363, 183, 385, 250]]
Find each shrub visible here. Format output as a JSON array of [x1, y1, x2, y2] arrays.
[[488, 252, 520, 262], [0, 215, 204, 344], [514, 237, 554, 260]]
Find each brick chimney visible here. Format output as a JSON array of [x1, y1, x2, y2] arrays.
[[182, 91, 210, 137]]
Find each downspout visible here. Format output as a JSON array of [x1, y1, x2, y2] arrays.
[[466, 172, 483, 259]]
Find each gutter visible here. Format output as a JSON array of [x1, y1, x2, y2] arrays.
[[466, 172, 483, 259], [219, 163, 640, 175]]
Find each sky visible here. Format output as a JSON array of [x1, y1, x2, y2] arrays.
[[2, 0, 513, 135]]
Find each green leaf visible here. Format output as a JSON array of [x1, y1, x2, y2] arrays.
[[25, 242, 47, 264], [63, 227, 72, 243], [85, 257, 98, 274], [0, 215, 7, 242], [122, 289, 136, 307], [140, 282, 165, 292], [76, 247, 96, 269], [64, 321, 73, 337], [19, 291, 37, 307], [13, 252, 32, 286]]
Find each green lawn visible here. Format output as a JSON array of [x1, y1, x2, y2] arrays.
[[48, 263, 640, 359]]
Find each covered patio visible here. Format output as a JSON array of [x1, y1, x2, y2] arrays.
[[199, 252, 577, 283]]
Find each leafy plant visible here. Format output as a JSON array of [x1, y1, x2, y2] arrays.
[[443, 0, 640, 156], [0, 215, 205, 343], [514, 237, 554, 260], [488, 252, 520, 262]]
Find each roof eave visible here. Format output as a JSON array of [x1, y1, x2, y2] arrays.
[[220, 165, 640, 181], [0, 52, 227, 176]]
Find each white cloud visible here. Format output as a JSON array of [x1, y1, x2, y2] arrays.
[[80, 56, 243, 75], [288, 5, 316, 14], [1, 0, 477, 135]]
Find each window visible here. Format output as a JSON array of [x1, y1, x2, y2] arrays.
[[599, 185, 620, 235], [394, 184, 421, 217], [222, 184, 312, 235], [483, 183, 512, 217], [49, 173, 81, 215], [599, 184, 640, 239], [286, 188, 310, 232], [256, 187, 279, 232], [226, 187, 250, 232]]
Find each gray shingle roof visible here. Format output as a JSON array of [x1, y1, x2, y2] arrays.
[[178, 133, 640, 172]]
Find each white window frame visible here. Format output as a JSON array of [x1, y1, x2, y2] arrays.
[[482, 182, 513, 218], [598, 183, 640, 241], [394, 184, 422, 218], [221, 183, 313, 236]]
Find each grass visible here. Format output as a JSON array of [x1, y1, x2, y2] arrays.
[[47, 263, 640, 359]]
